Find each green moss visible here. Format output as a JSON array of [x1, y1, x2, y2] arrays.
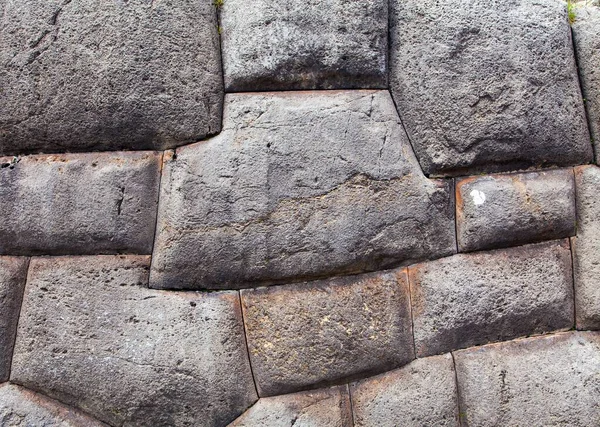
[[568, 0, 577, 24], [213, 0, 224, 8]]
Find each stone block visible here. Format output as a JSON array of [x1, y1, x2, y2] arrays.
[[151, 90, 456, 290], [390, 0, 592, 176], [454, 332, 600, 426], [240, 269, 414, 396], [0, 0, 222, 154], [220, 0, 387, 91], [409, 240, 574, 357], [10, 256, 257, 427], [350, 354, 459, 427], [0, 151, 161, 255], [456, 169, 576, 252]]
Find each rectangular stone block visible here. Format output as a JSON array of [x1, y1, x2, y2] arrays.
[[456, 169, 576, 252], [0, 151, 161, 255], [409, 240, 574, 357], [240, 269, 415, 396]]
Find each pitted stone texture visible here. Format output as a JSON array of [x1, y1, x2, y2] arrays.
[[0, 152, 161, 255], [454, 332, 600, 426], [240, 269, 414, 396], [0, 0, 222, 155], [229, 386, 352, 427], [390, 0, 592, 176], [220, 0, 387, 91], [456, 169, 576, 252], [350, 354, 458, 427], [0, 257, 28, 381], [0, 383, 107, 427], [409, 240, 574, 357], [11, 256, 257, 427], [151, 90, 456, 290], [572, 165, 600, 329]]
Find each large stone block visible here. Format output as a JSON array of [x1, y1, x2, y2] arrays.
[[0, 257, 29, 381], [390, 0, 592, 176], [229, 386, 352, 427], [0, 151, 161, 255], [240, 269, 414, 396], [10, 256, 257, 427], [220, 0, 387, 91], [350, 354, 459, 427], [0, 0, 222, 155], [409, 240, 574, 357], [151, 90, 456, 290], [454, 332, 600, 426], [456, 169, 576, 252]]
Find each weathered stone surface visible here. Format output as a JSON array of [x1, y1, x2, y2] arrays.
[[0, 257, 28, 381], [350, 354, 458, 427], [454, 332, 600, 426], [456, 169, 576, 252], [0, 383, 107, 426], [409, 240, 574, 357], [220, 0, 387, 91], [11, 256, 257, 427], [390, 0, 592, 176], [229, 386, 352, 427], [240, 269, 414, 396], [0, 151, 161, 255], [0, 0, 222, 154], [151, 90, 456, 290]]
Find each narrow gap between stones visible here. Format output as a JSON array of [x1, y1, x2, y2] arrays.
[[147, 150, 166, 289], [237, 291, 260, 399], [346, 383, 356, 427], [405, 267, 418, 359], [450, 352, 464, 427], [452, 177, 459, 254], [6, 257, 31, 382], [570, 166, 579, 328]]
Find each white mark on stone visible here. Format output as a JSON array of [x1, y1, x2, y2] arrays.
[[470, 189, 486, 205]]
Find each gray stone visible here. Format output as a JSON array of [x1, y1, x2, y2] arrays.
[[390, 0, 592, 176], [220, 0, 387, 91], [10, 256, 257, 427], [240, 269, 414, 396], [229, 386, 352, 427], [454, 331, 600, 426], [350, 354, 458, 427], [409, 240, 574, 357], [150, 90, 456, 290], [0, 0, 222, 155], [0, 257, 29, 381], [456, 169, 576, 252], [0, 151, 161, 255], [0, 383, 107, 427]]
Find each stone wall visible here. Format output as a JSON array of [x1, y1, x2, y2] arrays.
[[0, 0, 599, 426]]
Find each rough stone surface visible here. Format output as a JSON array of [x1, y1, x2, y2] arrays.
[[0, 0, 223, 155], [350, 354, 458, 427], [0, 257, 29, 381], [0, 383, 107, 427], [10, 256, 257, 427], [409, 240, 574, 357], [390, 0, 592, 176], [240, 269, 414, 396], [220, 0, 387, 91], [456, 169, 576, 252], [229, 386, 352, 427], [151, 90, 456, 290], [454, 331, 600, 426], [0, 151, 161, 255]]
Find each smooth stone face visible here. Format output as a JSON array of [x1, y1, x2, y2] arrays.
[[390, 0, 592, 176], [454, 332, 600, 426], [0, 383, 107, 427], [350, 354, 459, 427], [151, 90, 456, 290], [0, 257, 29, 381], [229, 386, 352, 427], [220, 0, 387, 91], [240, 269, 414, 396], [409, 240, 574, 357], [0, 0, 222, 155], [456, 169, 576, 252], [0, 151, 161, 255], [10, 256, 257, 427]]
